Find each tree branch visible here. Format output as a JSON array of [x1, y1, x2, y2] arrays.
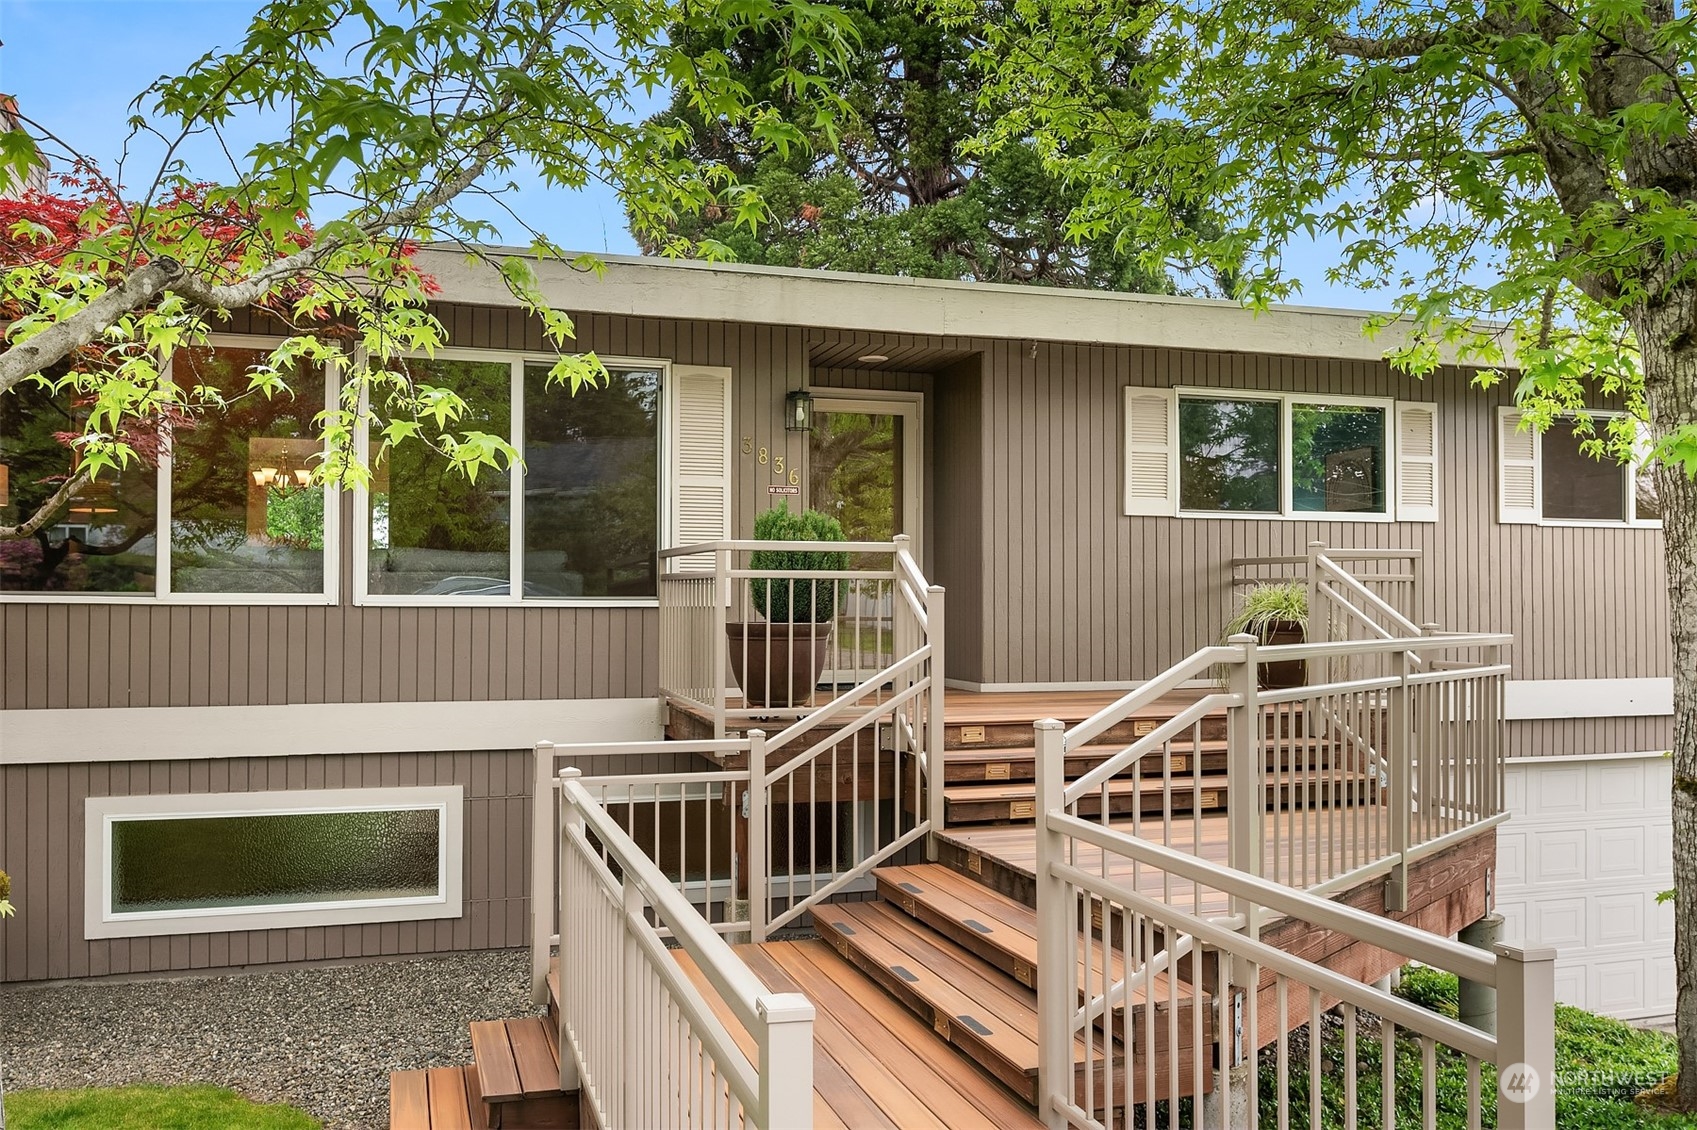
[[1325, 31, 1443, 60], [0, 467, 92, 540]]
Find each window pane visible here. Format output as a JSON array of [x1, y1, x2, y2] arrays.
[[170, 346, 327, 594], [368, 358, 512, 596], [0, 381, 158, 593], [522, 365, 659, 598], [1542, 421, 1626, 521], [1178, 397, 1281, 512], [110, 809, 441, 914], [1291, 403, 1387, 514]]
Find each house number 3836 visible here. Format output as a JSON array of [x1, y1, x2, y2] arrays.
[[741, 436, 801, 484]]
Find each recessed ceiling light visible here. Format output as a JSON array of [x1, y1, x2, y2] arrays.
[[857, 353, 889, 364]]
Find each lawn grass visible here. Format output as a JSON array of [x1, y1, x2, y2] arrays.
[[2, 1084, 320, 1129]]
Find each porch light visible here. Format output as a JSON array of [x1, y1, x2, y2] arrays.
[[784, 388, 814, 432]]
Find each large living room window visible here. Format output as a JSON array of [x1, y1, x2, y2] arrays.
[[1128, 388, 1420, 520], [357, 352, 673, 605], [0, 339, 337, 600], [84, 787, 463, 938], [1498, 408, 1661, 526]]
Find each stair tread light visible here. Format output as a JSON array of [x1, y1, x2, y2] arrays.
[[785, 388, 814, 432]]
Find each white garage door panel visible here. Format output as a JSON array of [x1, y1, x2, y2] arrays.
[[1497, 755, 1673, 1019]]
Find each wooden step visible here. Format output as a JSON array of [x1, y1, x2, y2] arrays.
[[944, 739, 1363, 785], [945, 712, 1229, 752], [469, 1017, 576, 1128], [389, 1065, 485, 1130], [942, 769, 1374, 825], [813, 900, 1209, 1104]]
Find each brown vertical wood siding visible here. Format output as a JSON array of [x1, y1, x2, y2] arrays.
[[0, 747, 695, 983], [0, 306, 1672, 737]]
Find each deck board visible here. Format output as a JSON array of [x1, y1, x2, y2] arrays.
[[676, 940, 1044, 1129]]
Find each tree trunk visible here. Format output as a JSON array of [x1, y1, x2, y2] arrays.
[[1637, 295, 1697, 1108]]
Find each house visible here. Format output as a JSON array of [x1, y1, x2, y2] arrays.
[[0, 251, 1664, 1123]]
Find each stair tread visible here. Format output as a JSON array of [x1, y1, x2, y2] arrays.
[[471, 1016, 560, 1103], [877, 864, 1212, 1009]]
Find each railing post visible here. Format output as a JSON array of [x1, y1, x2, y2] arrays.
[[757, 992, 816, 1129], [746, 728, 769, 944], [713, 545, 729, 740], [1494, 942, 1557, 1130], [530, 741, 557, 1006], [927, 584, 947, 858], [557, 767, 583, 1093], [1387, 646, 1412, 912], [1034, 718, 1071, 1130], [1305, 540, 1327, 685], [1225, 634, 1263, 931]]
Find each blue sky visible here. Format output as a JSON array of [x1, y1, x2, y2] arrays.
[[0, 0, 1399, 312]]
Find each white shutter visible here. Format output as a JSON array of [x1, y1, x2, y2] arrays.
[[1124, 387, 1178, 516], [1497, 406, 1541, 525], [666, 365, 732, 570], [1395, 402, 1439, 522]]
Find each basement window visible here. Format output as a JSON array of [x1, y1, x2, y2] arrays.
[[84, 787, 463, 939]]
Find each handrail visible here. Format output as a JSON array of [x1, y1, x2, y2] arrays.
[[1316, 554, 1426, 638], [563, 773, 777, 1025], [1252, 632, 1512, 663], [660, 538, 902, 559], [1064, 691, 1238, 805], [1232, 548, 1424, 566], [765, 674, 932, 786], [765, 644, 932, 750], [1050, 809, 1499, 985], [1051, 857, 1499, 1062], [1069, 644, 1241, 748]]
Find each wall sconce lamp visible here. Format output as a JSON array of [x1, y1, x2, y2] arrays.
[[784, 388, 814, 433]]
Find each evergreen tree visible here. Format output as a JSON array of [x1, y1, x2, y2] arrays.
[[641, 3, 1231, 294]]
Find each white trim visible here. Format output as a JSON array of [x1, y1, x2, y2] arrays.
[[1498, 407, 1665, 529], [416, 248, 1511, 367], [84, 786, 463, 939], [0, 697, 663, 764], [1504, 677, 1673, 720], [353, 348, 672, 606], [807, 390, 924, 556], [1169, 387, 1402, 522], [1505, 749, 1670, 765]]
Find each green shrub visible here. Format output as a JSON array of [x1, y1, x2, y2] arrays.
[[748, 504, 848, 623], [1394, 965, 1460, 1018], [1225, 581, 1308, 639]]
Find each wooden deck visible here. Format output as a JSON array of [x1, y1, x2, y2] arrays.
[[677, 938, 1045, 1129]]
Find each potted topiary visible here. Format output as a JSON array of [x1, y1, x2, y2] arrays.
[[1226, 582, 1308, 689], [728, 504, 849, 707]]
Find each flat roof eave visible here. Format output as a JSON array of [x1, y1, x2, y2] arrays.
[[416, 246, 1510, 368]]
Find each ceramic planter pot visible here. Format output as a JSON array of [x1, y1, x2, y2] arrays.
[[726, 621, 834, 707], [1258, 620, 1307, 690]]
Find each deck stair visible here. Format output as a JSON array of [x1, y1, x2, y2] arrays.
[[811, 862, 1214, 1107], [389, 966, 578, 1129], [938, 690, 1370, 827]]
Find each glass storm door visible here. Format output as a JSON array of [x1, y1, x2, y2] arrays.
[[807, 395, 922, 685]]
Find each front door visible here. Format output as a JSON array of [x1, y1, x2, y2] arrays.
[[807, 394, 922, 684]]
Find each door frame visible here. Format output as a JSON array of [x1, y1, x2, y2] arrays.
[[805, 387, 925, 559]]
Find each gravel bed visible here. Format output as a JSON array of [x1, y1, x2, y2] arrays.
[[0, 949, 533, 1129]]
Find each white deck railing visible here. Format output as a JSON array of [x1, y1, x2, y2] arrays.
[[1033, 629, 1539, 1130], [554, 767, 814, 1129], [531, 536, 944, 998]]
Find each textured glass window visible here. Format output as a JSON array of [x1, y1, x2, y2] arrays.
[[1178, 397, 1281, 513], [170, 345, 328, 594], [522, 365, 659, 598], [367, 357, 512, 596], [109, 808, 441, 914], [1291, 403, 1387, 514], [1542, 421, 1626, 521]]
